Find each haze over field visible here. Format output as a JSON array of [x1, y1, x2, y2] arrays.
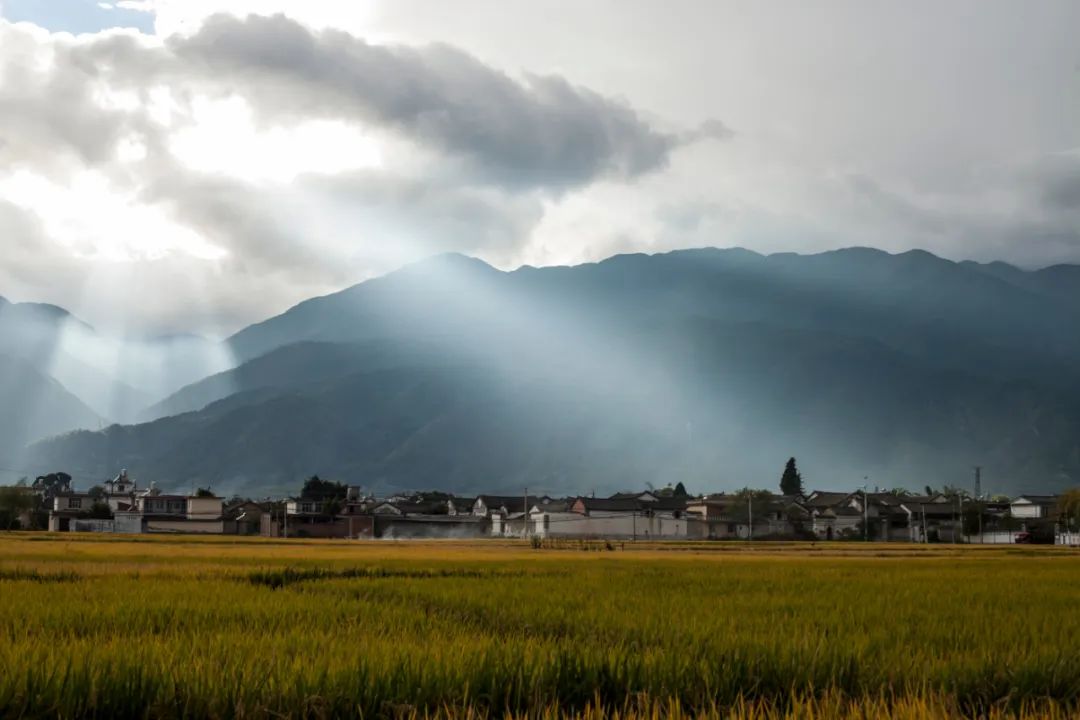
[[1, 1, 1078, 495]]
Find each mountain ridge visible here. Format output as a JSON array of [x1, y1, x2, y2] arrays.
[[21, 245, 1080, 495]]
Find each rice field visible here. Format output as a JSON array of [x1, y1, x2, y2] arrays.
[[2, 535, 1080, 719]]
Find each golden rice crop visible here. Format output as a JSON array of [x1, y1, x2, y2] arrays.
[[2, 534, 1080, 719]]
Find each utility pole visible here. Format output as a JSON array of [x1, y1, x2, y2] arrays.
[[959, 493, 965, 543], [974, 466, 982, 543], [860, 481, 869, 542], [283, 499, 288, 539], [959, 496, 967, 546], [524, 487, 529, 539], [748, 494, 753, 541]]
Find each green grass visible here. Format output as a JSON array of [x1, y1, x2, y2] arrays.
[[1, 534, 1079, 718]]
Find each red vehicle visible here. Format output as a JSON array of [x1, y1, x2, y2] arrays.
[[1014, 531, 1033, 544]]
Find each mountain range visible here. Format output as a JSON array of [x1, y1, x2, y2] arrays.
[[9, 247, 1080, 497]]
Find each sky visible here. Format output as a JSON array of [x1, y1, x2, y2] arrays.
[[0, 0, 1078, 336]]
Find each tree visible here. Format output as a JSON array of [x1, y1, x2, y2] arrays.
[[322, 498, 343, 517], [300, 475, 348, 500], [673, 482, 688, 498], [0, 487, 34, 530], [733, 487, 774, 501], [1056, 489, 1080, 535], [88, 485, 106, 500], [32, 472, 72, 501], [925, 485, 970, 499], [195, 487, 215, 498], [84, 501, 113, 520], [779, 457, 804, 496]]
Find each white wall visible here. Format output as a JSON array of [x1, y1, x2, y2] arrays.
[[964, 531, 1021, 544], [530, 511, 687, 539], [1010, 503, 1043, 519], [1056, 532, 1080, 546], [187, 496, 223, 520], [53, 495, 89, 512], [145, 518, 225, 534]]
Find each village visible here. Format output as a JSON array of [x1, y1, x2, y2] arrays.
[[2, 468, 1077, 545]]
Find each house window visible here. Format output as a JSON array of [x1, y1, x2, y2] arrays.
[[301, 502, 313, 513], [69, 497, 82, 509], [168, 500, 185, 513]]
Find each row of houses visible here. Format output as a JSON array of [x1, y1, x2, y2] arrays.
[[272, 487, 1071, 543], [33, 470, 1077, 544], [46, 470, 263, 535]]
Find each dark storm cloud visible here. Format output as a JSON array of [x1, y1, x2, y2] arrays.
[[162, 13, 683, 189]]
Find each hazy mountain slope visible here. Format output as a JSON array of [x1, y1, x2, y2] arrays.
[[141, 339, 468, 421], [0, 354, 102, 467], [963, 260, 1080, 311], [226, 248, 1080, 388], [21, 247, 1080, 495], [0, 297, 231, 422], [25, 319, 1080, 496]]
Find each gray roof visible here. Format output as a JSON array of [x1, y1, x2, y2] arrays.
[[803, 491, 852, 508], [1013, 495, 1058, 504], [476, 495, 548, 514]]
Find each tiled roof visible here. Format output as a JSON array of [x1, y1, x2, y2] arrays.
[[803, 491, 852, 508]]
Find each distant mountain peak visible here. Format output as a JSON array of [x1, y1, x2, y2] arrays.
[[1, 300, 95, 333], [401, 252, 499, 275]]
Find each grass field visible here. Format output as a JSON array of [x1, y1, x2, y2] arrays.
[[2, 535, 1080, 718]]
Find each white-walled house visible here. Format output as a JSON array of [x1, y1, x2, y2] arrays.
[[527, 496, 689, 539], [49, 492, 118, 531], [474, 495, 551, 537], [118, 492, 225, 533], [50, 483, 225, 534], [1010, 495, 1058, 520], [101, 469, 139, 511], [528, 501, 580, 538], [287, 498, 333, 516]]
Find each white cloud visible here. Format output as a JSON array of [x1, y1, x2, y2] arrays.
[[0, 169, 224, 262], [167, 95, 383, 184]]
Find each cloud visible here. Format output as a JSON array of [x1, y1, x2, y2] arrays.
[[2, 2, 1075, 335], [152, 13, 682, 190], [679, 118, 734, 144], [1031, 152, 1080, 212], [1, 13, 714, 331], [140, 159, 545, 281], [0, 25, 138, 173]]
